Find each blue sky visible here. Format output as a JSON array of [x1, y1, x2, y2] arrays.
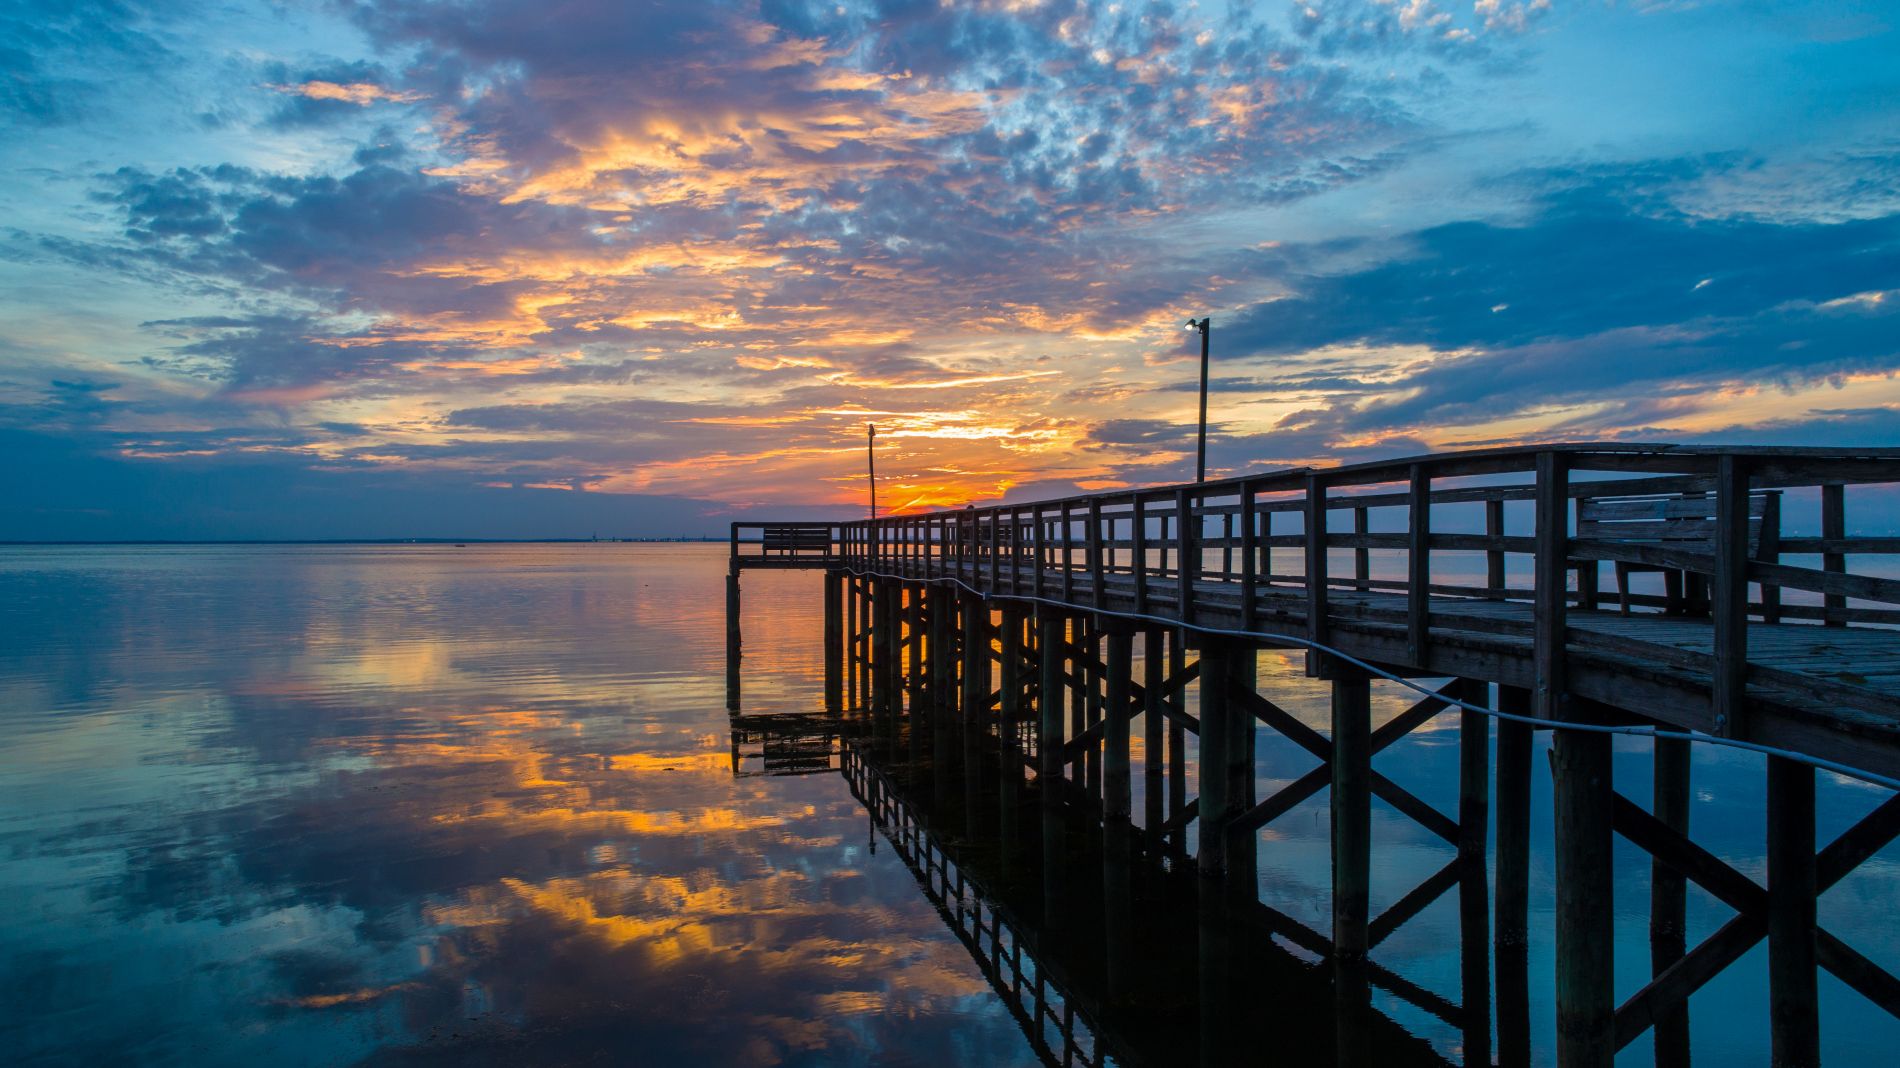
[[1, 0, 1895, 538]]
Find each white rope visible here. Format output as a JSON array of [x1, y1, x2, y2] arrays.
[[840, 565, 1900, 793]]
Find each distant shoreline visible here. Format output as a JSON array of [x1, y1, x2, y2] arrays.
[[0, 538, 729, 546]]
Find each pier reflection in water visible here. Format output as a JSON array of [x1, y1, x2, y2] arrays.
[[734, 612, 1900, 1066], [1, 545, 1043, 1066]]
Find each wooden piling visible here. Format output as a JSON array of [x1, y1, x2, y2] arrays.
[[961, 593, 986, 807], [1226, 646, 1257, 901], [1331, 662, 1371, 961], [1496, 685, 1533, 949], [1144, 628, 1165, 835], [1103, 620, 1133, 824], [725, 566, 742, 712], [1459, 678, 1490, 860], [1768, 755, 1818, 1067], [1651, 735, 1690, 1067], [1197, 640, 1233, 880], [823, 571, 842, 712], [1553, 725, 1614, 1067], [1039, 608, 1067, 793]]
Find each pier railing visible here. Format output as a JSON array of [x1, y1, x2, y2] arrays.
[[831, 444, 1900, 767]]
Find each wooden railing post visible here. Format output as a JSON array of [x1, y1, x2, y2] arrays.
[[1061, 501, 1075, 602], [1131, 494, 1149, 615], [1089, 497, 1105, 610], [1353, 505, 1370, 591], [1240, 482, 1258, 629], [1486, 497, 1506, 599], [1713, 454, 1749, 737], [1305, 474, 1329, 669], [1032, 504, 1046, 598], [1176, 488, 1195, 626], [1534, 452, 1569, 721], [1408, 464, 1431, 666], [1822, 483, 1845, 627]]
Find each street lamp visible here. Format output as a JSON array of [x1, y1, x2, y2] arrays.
[[1185, 317, 1211, 483], [866, 423, 878, 520]]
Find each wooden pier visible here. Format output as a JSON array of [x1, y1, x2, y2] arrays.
[[728, 443, 1900, 1066]]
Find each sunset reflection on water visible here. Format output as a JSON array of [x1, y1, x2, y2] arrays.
[[0, 544, 1035, 1066]]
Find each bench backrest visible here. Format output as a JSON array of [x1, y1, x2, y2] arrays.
[[762, 527, 833, 553], [1576, 492, 1778, 555]]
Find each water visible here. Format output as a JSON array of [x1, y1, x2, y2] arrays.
[[2, 543, 1897, 1064]]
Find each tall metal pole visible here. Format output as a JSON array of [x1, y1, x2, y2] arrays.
[[867, 423, 877, 520], [1193, 317, 1211, 483]]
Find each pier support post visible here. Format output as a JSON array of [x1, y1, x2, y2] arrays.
[[823, 570, 843, 713], [1330, 660, 1373, 1068], [1651, 735, 1691, 1067], [1331, 661, 1372, 962], [1553, 724, 1614, 1068], [1038, 606, 1069, 934], [961, 593, 987, 817], [931, 586, 956, 794], [1768, 755, 1818, 1068], [907, 588, 926, 758], [1144, 628, 1165, 836], [1168, 632, 1187, 850], [1038, 608, 1067, 795], [725, 565, 742, 712], [1227, 646, 1257, 902], [1102, 619, 1134, 825], [1458, 678, 1493, 1066], [999, 605, 1026, 858], [1196, 639, 1233, 881], [870, 580, 894, 728], [1496, 684, 1533, 1067]]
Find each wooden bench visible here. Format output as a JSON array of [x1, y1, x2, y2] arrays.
[[762, 526, 833, 556], [1576, 491, 1780, 614]]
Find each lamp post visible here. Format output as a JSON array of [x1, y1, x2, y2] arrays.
[[1185, 317, 1211, 483], [866, 423, 878, 520]]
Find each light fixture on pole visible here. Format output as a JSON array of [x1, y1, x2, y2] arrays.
[[1185, 317, 1211, 483], [866, 423, 878, 520]]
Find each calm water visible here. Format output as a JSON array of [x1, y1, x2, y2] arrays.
[[2, 544, 1897, 1065]]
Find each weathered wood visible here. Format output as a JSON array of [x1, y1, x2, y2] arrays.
[[1533, 451, 1569, 721], [1038, 608, 1066, 796], [1408, 465, 1430, 663], [725, 567, 742, 712], [1144, 628, 1164, 833], [1103, 622, 1133, 824], [1824, 483, 1847, 628], [1306, 474, 1330, 675], [1768, 756, 1818, 1068], [1712, 454, 1750, 737], [1650, 736, 1691, 1068], [1817, 791, 1900, 891], [1487, 497, 1507, 599], [1615, 914, 1766, 1051], [823, 570, 843, 712], [1368, 858, 1459, 948], [1196, 640, 1232, 879], [1553, 725, 1614, 1067], [1458, 678, 1488, 859], [1332, 662, 1371, 960]]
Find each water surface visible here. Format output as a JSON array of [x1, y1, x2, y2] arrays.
[[4, 543, 1898, 1065]]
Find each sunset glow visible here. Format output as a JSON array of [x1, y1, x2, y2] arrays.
[[2, 0, 1895, 537]]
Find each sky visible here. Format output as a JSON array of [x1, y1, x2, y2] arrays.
[[1, 0, 1896, 539]]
